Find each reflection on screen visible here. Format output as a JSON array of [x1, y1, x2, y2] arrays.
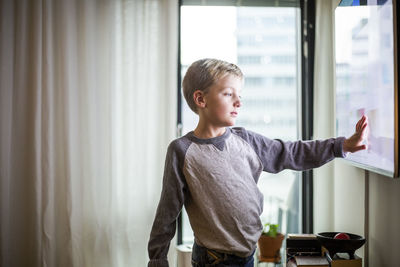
[[335, 0, 395, 176]]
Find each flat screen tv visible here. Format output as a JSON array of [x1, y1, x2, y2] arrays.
[[335, 0, 398, 177]]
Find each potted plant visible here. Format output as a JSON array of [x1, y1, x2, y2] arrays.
[[258, 223, 285, 262]]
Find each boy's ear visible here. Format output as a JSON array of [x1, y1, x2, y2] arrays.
[[193, 90, 206, 109]]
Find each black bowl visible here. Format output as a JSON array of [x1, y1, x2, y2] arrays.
[[316, 232, 366, 259]]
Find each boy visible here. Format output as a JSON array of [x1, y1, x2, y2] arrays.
[[147, 58, 367, 267]]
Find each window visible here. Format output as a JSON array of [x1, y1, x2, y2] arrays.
[[238, 56, 263, 65], [179, 2, 302, 246]]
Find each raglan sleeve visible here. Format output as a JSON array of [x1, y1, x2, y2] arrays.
[[147, 141, 188, 267], [245, 129, 347, 173]]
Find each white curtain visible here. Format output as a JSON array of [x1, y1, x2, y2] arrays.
[[313, 0, 340, 233], [0, 0, 178, 266]]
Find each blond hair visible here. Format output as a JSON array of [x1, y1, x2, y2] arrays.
[[182, 58, 243, 114]]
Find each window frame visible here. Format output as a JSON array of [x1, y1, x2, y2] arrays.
[[300, 0, 315, 234], [176, 0, 316, 244]]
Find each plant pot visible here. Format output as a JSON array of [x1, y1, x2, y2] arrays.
[[258, 233, 285, 261]]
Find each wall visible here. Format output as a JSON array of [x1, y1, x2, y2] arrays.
[[313, 0, 400, 266], [330, 152, 400, 267], [368, 172, 400, 266]]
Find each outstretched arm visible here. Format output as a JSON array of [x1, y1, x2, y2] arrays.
[[343, 115, 368, 153], [232, 128, 347, 173]]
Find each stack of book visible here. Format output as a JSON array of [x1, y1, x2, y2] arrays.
[[286, 234, 362, 267], [286, 234, 327, 266], [286, 234, 322, 259], [287, 256, 329, 267]]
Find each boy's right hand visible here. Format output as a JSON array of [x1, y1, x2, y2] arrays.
[[343, 115, 368, 153]]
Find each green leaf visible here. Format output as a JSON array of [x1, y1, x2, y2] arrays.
[[262, 223, 279, 237]]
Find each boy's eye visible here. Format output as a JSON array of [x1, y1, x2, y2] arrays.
[[224, 93, 232, 96]]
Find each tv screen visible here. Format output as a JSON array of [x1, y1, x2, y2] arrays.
[[335, 0, 398, 177]]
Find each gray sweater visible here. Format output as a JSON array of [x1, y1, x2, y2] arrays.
[[148, 127, 346, 267]]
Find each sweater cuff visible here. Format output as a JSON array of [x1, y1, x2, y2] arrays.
[[334, 136, 347, 158], [148, 259, 169, 267]]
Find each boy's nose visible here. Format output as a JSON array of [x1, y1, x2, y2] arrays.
[[234, 98, 242, 108]]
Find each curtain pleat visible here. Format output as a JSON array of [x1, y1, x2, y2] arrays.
[[313, 0, 339, 234], [0, 0, 178, 266]]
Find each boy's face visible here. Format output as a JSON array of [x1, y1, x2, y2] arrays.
[[200, 74, 242, 127]]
